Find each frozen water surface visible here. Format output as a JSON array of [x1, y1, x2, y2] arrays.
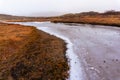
[[16, 22, 120, 80]]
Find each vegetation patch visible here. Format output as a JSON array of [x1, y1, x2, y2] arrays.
[[0, 23, 69, 80], [51, 11, 120, 27]]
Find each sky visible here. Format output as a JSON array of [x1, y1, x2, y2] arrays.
[[0, 0, 120, 16]]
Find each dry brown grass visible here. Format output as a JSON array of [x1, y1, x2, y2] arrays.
[[0, 23, 69, 80], [0, 14, 52, 22], [0, 23, 34, 61], [0, 24, 33, 41], [52, 14, 120, 27]]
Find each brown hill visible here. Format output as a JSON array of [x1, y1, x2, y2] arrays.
[[52, 11, 120, 27], [0, 14, 51, 22]]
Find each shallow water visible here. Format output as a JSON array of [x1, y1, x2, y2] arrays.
[[17, 22, 120, 80]]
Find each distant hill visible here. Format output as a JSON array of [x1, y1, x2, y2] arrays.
[[60, 11, 120, 18], [0, 14, 52, 22], [51, 10, 120, 27], [0, 14, 27, 20], [1, 11, 120, 22]]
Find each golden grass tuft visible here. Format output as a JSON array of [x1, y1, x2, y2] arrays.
[[0, 23, 69, 80]]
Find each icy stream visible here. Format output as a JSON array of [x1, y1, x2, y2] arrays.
[[15, 22, 120, 80]]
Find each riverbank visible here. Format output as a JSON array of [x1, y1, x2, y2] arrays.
[[1, 12, 120, 27], [0, 14, 52, 22], [19, 22, 84, 80], [51, 12, 120, 27], [0, 22, 69, 80]]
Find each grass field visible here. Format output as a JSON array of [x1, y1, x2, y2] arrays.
[[51, 11, 120, 27], [0, 23, 69, 80]]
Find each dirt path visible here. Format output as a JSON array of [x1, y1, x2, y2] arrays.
[[18, 22, 120, 80]]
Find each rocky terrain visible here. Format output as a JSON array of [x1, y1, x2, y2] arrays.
[[0, 23, 69, 80]]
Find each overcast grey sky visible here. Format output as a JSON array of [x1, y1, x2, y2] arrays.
[[0, 0, 120, 16]]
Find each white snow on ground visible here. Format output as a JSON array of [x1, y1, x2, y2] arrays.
[[15, 22, 84, 80]]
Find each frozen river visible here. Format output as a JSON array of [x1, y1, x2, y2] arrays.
[[17, 22, 120, 80]]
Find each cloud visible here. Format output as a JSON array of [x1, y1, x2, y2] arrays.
[[0, 0, 120, 16]]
